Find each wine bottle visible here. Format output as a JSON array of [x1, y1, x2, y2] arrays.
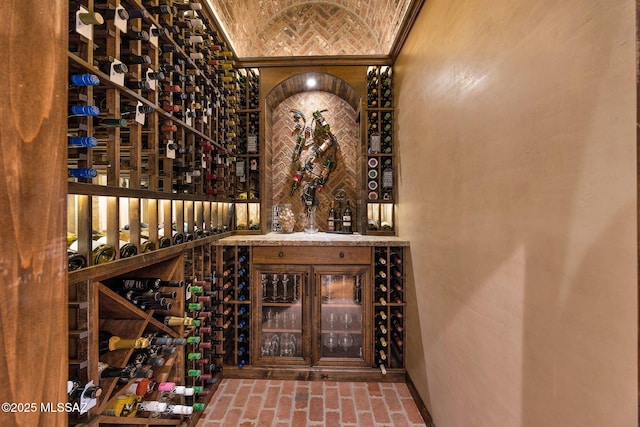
[[69, 168, 98, 178], [99, 331, 150, 354], [163, 315, 197, 326], [157, 382, 196, 397], [377, 322, 388, 335], [108, 277, 183, 291], [125, 79, 151, 90], [68, 136, 98, 147], [391, 319, 404, 334], [67, 249, 87, 270], [327, 202, 336, 232], [390, 266, 403, 278], [389, 291, 403, 304], [342, 201, 352, 233], [70, 73, 100, 86], [95, 7, 129, 20], [92, 244, 116, 264], [392, 332, 403, 348], [390, 250, 403, 265], [68, 380, 102, 400], [78, 11, 105, 26], [122, 30, 150, 42], [147, 5, 177, 15], [98, 60, 128, 75], [377, 357, 387, 375], [289, 168, 303, 196], [70, 104, 99, 116]]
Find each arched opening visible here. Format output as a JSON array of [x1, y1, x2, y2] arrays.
[[264, 72, 363, 232]]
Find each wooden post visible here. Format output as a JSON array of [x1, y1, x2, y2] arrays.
[[0, 1, 68, 426]]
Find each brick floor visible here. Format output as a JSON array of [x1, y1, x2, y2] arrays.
[[197, 379, 426, 427]]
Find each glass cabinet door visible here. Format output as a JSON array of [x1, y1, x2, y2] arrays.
[[315, 266, 370, 366], [253, 267, 309, 365]]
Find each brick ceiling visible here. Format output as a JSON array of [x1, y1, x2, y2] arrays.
[[204, 0, 416, 58]]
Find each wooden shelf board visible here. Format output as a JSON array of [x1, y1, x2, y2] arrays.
[[68, 236, 229, 283], [98, 415, 181, 425]]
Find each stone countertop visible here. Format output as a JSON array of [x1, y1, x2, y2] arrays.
[[217, 232, 409, 247]]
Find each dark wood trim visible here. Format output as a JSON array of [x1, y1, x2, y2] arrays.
[[237, 55, 392, 68], [389, 0, 428, 63], [636, 0, 639, 417], [223, 366, 406, 382], [68, 182, 235, 202], [406, 372, 437, 427]]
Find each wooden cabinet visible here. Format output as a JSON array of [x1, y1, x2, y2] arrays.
[[253, 266, 309, 365], [313, 265, 371, 367], [251, 264, 371, 369], [221, 242, 407, 382]]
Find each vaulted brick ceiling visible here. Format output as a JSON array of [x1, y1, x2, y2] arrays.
[[204, 0, 416, 58]]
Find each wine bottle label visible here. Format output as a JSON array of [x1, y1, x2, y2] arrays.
[[169, 404, 193, 415], [139, 401, 167, 412], [247, 135, 258, 153], [370, 134, 381, 153], [382, 168, 393, 188]]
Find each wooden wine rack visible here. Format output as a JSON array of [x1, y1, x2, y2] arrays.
[[234, 68, 262, 233], [220, 245, 252, 370], [372, 246, 406, 372], [66, 0, 247, 424], [365, 65, 396, 234]]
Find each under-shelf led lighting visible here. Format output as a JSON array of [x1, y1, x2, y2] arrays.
[[306, 77, 317, 88]]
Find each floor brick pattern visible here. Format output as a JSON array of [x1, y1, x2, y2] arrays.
[[197, 379, 426, 427]]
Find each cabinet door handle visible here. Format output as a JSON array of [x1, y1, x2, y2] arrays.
[[339, 252, 345, 258], [278, 251, 284, 257]]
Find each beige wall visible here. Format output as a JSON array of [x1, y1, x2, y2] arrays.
[[395, 1, 637, 426]]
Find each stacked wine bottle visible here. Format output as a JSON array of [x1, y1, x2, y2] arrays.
[[183, 276, 222, 400], [221, 246, 251, 369], [373, 246, 406, 374], [234, 68, 261, 231], [68, 0, 242, 198], [365, 66, 395, 233]]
